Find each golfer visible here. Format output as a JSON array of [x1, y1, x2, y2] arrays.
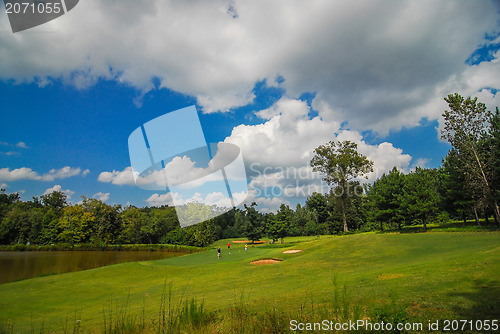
[[227, 242, 231, 255], [217, 246, 221, 259], [245, 244, 248, 252]]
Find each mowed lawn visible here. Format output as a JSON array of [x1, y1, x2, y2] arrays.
[[1, 233, 499, 332]]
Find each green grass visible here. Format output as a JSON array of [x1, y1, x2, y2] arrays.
[[377, 218, 500, 233], [1, 232, 499, 333]]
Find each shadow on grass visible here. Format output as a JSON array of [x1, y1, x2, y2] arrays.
[[449, 279, 500, 320], [378, 220, 500, 234]]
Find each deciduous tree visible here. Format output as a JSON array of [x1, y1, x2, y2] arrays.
[[441, 93, 500, 223], [243, 202, 263, 242], [311, 140, 373, 232], [267, 204, 292, 243]]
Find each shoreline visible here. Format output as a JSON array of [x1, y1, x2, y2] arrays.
[[0, 243, 206, 253]]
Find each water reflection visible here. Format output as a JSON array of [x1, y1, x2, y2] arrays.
[[0, 251, 182, 284]]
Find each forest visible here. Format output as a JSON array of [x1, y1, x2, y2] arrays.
[[0, 94, 499, 248]]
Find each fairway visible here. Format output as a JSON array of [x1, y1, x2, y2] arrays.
[[1, 232, 499, 333]]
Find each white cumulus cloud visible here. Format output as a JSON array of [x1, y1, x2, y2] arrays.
[[0, 0, 498, 133], [41, 167, 90, 181], [15, 142, 29, 149], [0, 167, 42, 181], [146, 190, 247, 209], [145, 193, 173, 207], [0, 166, 90, 182], [93, 192, 110, 202], [225, 98, 412, 208], [43, 185, 75, 198], [98, 167, 137, 186]]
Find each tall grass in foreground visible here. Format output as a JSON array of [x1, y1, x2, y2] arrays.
[[0, 280, 425, 334], [100, 283, 217, 334]]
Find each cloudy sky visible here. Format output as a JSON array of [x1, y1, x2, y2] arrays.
[[1, 0, 499, 212]]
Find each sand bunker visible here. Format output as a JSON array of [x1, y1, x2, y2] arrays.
[[233, 240, 266, 244], [250, 259, 282, 265], [282, 249, 303, 254]]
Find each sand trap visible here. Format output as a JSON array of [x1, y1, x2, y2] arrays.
[[233, 240, 266, 244], [282, 249, 303, 254], [250, 259, 282, 265]]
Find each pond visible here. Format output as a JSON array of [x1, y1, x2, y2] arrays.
[[0, 250, 183, 284]]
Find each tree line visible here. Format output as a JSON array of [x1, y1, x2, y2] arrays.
[[0, 93, 498, 246]]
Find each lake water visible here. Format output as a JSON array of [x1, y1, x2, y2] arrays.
[[0, 250, 183, 284]]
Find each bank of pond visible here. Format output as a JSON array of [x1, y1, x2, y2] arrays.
[[0, 244, 204, 284]]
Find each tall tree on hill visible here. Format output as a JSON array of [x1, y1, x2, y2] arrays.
[[305, 193, 329, 226], [311, 140, 373, 233], [483, 108, 500, 223], [439, 150, 474, 224], [403, 168, 441, 231], [243, 202, 263, 242], [267, 204, 292, 243], [40, 191, 67, 212], [233, 209, 245, 236], [441, 93, 500, 223], [192, 219, 216, 247], [291, 203, 318, 236], [368, 167, 406, 231]]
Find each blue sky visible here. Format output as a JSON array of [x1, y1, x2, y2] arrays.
[[1, 1, 499, 212]]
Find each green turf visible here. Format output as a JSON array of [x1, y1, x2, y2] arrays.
[[1, 233, 499, 332]]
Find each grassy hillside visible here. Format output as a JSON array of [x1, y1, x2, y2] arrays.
[[1, 233, 499, 333]]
